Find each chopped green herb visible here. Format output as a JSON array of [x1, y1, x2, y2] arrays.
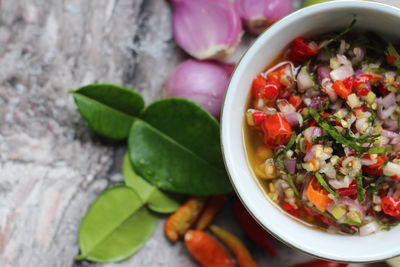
[[309, 109, 363, 152], [343, 219, 362, 227], [304, 202, 337, 222], [276, 157, 299, 197], [355, 174, 365, 204], [309, 109, 387, 154], [365, 175, 386, 194], [315, 172, 339, 198], [339, 224, 358, 234], [321, 15, 357, 49], [275, 132, 297, 159], [313, 135, 332, 142]]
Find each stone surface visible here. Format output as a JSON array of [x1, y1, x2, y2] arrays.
[[0, 0, 392, 266]]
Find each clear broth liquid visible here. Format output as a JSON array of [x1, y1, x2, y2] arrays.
[[243, 55, 328, 231]]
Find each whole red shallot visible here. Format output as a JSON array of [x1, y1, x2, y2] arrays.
[[171, 0, 243, 61], [235, 0, 292, 34], [164, 59, 234, 118]]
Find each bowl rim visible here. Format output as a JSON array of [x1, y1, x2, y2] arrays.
[[220, 0, 400, 263]]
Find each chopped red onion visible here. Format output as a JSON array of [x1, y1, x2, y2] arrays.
[[393, 189, 400, 199], [276, 99, 294, 113], [330, 99, 343, 110], [381, 93, 396, 107], [303, 97, 312, 106], [339, 197, 366, 219], [309, 96, 324, 109], [382, 129, 399, 139], [360, 221, 380, 236], [383, 162, 400, 176], [391, 136, 400, 145], [337, 54, 352, 66], [283, 158, 297, 174], [321, 78, 337, 101], [344, 148, 356, 157], [383, 119, 399, 131], [355, 118, 368, 133], [304, 151, 314, 162], [317, 66, 331, 82], [263, 107, 277, 114], [361, 156, 378, 166], [275, 180, 284, 201], [297, 68, 315, 92], [377, 104, 396, 120], [330, 64, 354, 81], [311, 127, 322, 138], [338, 40, 347, 55], [351, 47, 365, 65], [284, 112, 300, 128], [262, 61, 295, 80]]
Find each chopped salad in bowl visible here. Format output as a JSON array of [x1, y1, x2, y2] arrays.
[[245, 18, 400, 236]]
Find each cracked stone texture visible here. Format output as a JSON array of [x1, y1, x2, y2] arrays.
[[0, 0, 394, 266]]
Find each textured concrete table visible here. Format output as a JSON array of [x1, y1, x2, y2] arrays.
[[0, 0, 392, 266]]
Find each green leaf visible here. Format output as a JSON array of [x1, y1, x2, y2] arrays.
[[128, 98, 232, 195], [122, 153, 181, 213], [77, 185, 157, 262], [71, 84, 144, 140]]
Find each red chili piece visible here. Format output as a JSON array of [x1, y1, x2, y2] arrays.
[[362, 156, 388, 176], [252, 112, 268, 126], [332, 80, 352, 99], [381, 196, 400, 218], [261, 113, 293, 149], [289, 95, 303, 111], [290, 37, 320, 63], [337, 180, 357, 196], [251, 75, 281, 100], [282, 201, 300, 218], [251, 75, 267, 98], [264, 81, 281, 100], [387, 55, 397, 64], [377, 84, 389, 97]]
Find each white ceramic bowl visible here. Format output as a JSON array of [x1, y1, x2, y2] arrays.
[[221, 0, 400, 263]]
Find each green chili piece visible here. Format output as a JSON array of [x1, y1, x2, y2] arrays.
[[315, 172, 339, 198]]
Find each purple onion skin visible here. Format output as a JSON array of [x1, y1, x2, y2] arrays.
[[317, 66, 331, 83], [283, 158, 297, 174], [164, 59, 233, 118], [383, 120, 399, 131]]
